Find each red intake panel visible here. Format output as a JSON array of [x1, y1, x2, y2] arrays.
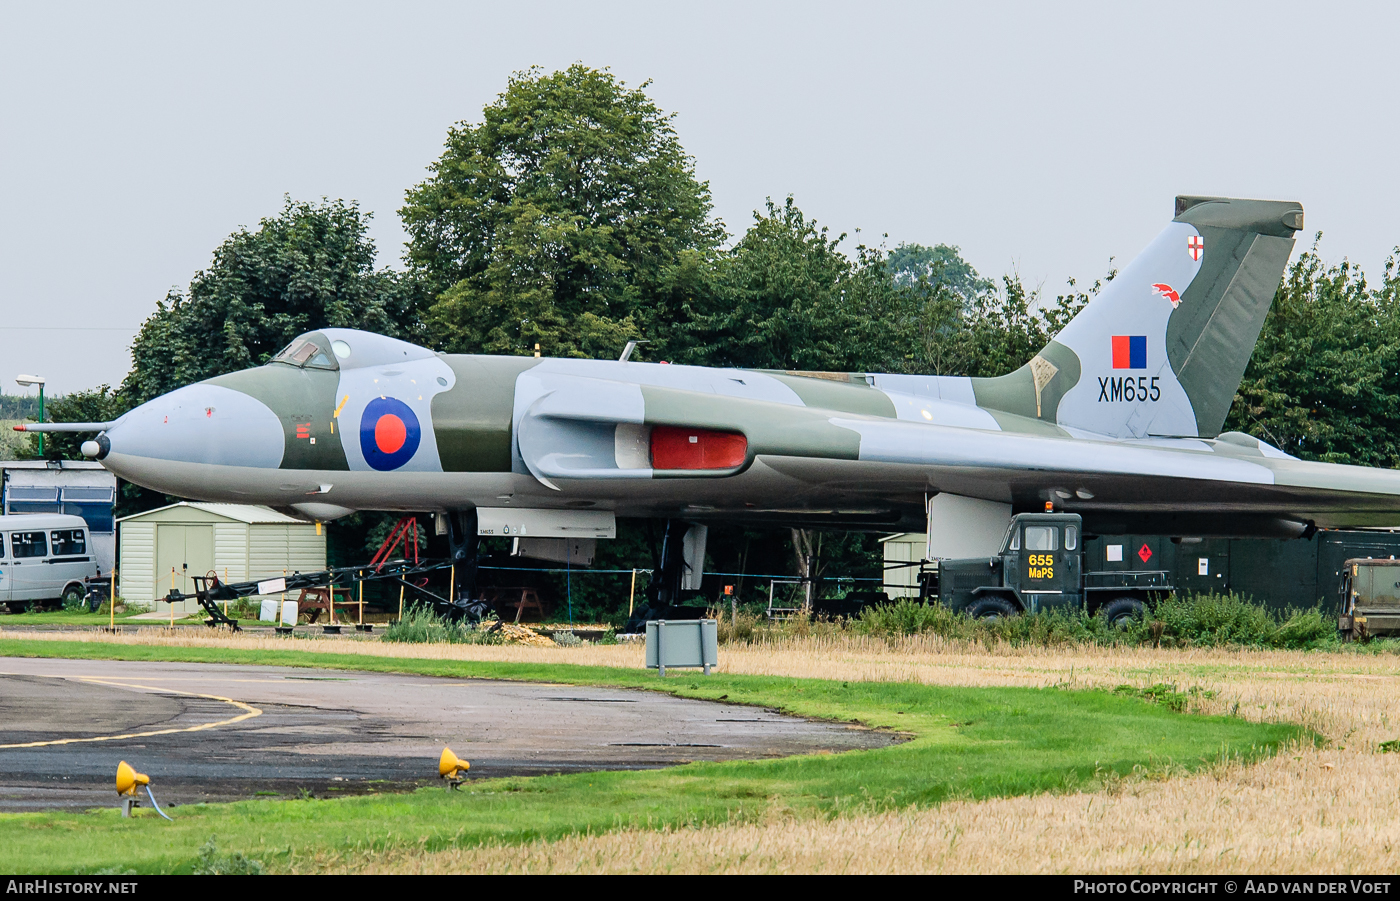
[[650, 426, 748, 471]]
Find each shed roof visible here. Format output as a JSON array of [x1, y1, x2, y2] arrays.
[[0, 461, 108, 471], [117, 502, 309, 525]]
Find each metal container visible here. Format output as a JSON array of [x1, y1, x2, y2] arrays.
[[1340, 557, 1400, 637]]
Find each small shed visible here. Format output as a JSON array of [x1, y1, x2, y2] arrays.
[[880, 532, 925, 598], [117, 503, 325, 609]]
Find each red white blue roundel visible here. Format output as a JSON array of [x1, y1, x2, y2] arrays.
[[360, 397, 421, 471]]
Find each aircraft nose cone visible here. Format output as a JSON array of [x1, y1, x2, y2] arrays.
[[101, 383, 285, 476]]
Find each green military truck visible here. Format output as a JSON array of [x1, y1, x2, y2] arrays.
[[921, 512, 1400, 627], [1338, 558, 1400, 639], [929, 512, 1172, 626]]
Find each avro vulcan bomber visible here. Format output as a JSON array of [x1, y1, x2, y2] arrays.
[[26, 196, 1400, 596]]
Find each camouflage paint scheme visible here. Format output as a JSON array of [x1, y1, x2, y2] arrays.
[[80, 196, 1400, 536]]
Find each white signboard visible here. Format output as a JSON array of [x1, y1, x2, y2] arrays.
[[1106, 545, 1124, 562]]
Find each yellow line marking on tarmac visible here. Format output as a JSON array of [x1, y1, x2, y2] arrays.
[[0, 674, 262, 749]]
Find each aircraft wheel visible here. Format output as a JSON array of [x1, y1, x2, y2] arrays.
[[1099, 597, 1146, 628], [965, 596, 1017, 620]]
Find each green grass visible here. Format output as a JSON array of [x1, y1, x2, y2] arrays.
[[0, 638, 1304, 874], [0, 611, 152, 626]]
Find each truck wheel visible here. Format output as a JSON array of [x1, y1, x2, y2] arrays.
[[966, 596, 1017, 620], [61, 584, 87, 607], [1099, 598, 1145, 628]]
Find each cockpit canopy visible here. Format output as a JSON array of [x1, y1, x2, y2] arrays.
[[269, 328, 437, 372], [271, 333, 338, 370]]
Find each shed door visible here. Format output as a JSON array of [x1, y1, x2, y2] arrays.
[[155, 525, 214, 598]]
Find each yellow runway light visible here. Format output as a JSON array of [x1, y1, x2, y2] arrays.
[[439, 747, 469, 789], [116, 760, 148, 796], [116, 760, 172, 820]]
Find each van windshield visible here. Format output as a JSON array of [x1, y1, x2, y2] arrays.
[[11, 531, 47, 558]]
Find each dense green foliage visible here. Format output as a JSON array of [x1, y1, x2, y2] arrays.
[[685, 198, 911, 371], [381, 605, 499, 644], [0, 639, 1297, 874], [887, 241, 992, 299], [402, 64, 723, 361], [0, 394, 41, 420], [123, 197, 416, 406], [780, 593, 1340, 650], [1227, 239, 1400, 466]]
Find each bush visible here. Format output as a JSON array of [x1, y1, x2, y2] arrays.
[[852, 598, 955, 636], [711, 593, 1342, 652], [1126, 592, 1337, 649], [381, 605, 500, 645]]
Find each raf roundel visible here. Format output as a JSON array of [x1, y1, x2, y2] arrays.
[[359, 397, 421, 471]]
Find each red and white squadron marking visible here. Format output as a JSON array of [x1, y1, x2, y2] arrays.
[[1152, 283, 1181, 308]]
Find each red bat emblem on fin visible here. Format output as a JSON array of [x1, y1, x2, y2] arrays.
[[1152, 283, 1181, 308]]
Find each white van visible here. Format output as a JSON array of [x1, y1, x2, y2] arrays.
[[0, 514, 98, 610]]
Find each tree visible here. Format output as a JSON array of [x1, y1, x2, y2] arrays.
[[123, 197, 415, 404], [688, 197, 918, 372], [887, 242, 991, 301], [402, 64, 725, 361], [1226, 238, 1400, 467]]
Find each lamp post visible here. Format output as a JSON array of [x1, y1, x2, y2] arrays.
[[15, 375, 45, 455]]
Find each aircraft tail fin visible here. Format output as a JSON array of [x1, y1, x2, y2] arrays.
[[970, 196, 1303, 439]]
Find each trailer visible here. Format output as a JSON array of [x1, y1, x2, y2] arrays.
[[912, 509, 1400, 623], [1338, 558, 1400, 639]]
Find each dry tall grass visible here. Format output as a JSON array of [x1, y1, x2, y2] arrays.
[[326, 748, 1400, 874], [7, 626, 1400, 873]]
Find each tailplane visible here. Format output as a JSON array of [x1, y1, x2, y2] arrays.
[[971, 196, 1303, 438]]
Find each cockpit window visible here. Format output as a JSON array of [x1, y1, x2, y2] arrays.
[[280, 340, 317, 365], [270, 336, 338, 371]]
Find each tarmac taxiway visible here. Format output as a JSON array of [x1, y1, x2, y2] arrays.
[[0, 657, 893, 811]]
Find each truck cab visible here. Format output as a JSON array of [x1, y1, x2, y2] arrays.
[[931, 512, 1171, 623]]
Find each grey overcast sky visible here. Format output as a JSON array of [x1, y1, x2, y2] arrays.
[[2, 1, 1398, 395]]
